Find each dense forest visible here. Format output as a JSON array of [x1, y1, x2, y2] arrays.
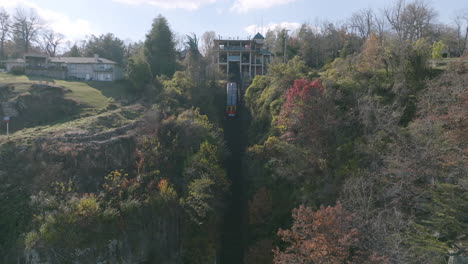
[[0, 0, 467, 263]]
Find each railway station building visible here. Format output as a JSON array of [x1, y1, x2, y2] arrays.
[[214, 33, 273, 81]]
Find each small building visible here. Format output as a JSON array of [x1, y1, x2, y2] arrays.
[[2, 54, 123, 81], [25, 54, 48, 68], [3, 58, 25, 72], [214, 33, 272, 81]]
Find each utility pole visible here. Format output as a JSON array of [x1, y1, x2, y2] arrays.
[[3, 116, 9, 137], [283, 29, 290, 63]]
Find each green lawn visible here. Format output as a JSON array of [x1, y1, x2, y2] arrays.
[[0, 73, 132, 110], [0, 105, 144, 145], [429, 58, 468, 70]]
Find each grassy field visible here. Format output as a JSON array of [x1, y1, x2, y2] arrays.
[[0, 105, 144, 145], [0, 73, 131, 110], [429, 58, 468, 70], [0, 73, 137, 136]]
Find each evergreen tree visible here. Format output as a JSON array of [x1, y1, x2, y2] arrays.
[[144, 15, 177, 77], [0, 8, 10, 60], [63, 44, 81, 57], [84, 33, 125, 65], [127, 55, 153, 94], [184, 34, 204, 82]]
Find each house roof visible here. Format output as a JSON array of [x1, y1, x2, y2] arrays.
[[50, 57, 117, 64], [2, 58, 25, 63], [253, 33, 265, 40], [24, 53, 48, 58]]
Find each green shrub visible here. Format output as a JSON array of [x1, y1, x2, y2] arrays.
[[10, 66, 25, 75]]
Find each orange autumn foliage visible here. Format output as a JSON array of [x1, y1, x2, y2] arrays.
[[274, 202, 388, 264]]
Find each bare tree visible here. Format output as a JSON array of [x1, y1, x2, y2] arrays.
[[349, 8, 376, 39], [403, 0, 437, 40], [201, 31, 216, 57], [454, 11, 468, 56], [12, 8, 43, 54], [0, 8, 10, 60], [375, 13, 387, 42], [384, 0, 406, 41], [41, 29, 64, 57], [321, 21, 348, 59], [173, 32, 185, 53], [384, 0, 437, 42]]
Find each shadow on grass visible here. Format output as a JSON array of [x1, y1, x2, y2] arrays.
[[27, 75, 57, 83], [85, 80, 140, 105], [85, 79, 133, 100], [26, 75, 136, 103]]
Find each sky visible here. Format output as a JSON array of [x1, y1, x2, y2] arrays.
[[0, 0, 467, 44]]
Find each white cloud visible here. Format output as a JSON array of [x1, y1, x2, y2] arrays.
[[244, 22, 301, 35], [112, 0, 218, 10], [216, 7, 224, 15], [231, 0, 298, 13], [0, 0, 95, 41]]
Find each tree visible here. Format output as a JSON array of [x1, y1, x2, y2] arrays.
[[63, 39, 87, 57], [296, 24, 316, 66], [0, 8, 10, 60], [84, 33, 125, 64], [453, 11, 468, 56], [201, 31, 216, 57], [274, 203, 387, 264], [359, 33, 384, 72], [126, 55, 153, 94], [384, 0, 437, 42], [248, 187, 272, 226], [184, 33, 204, 83], [263, 27, 292, 60], [185, 34, 200, 59], [245, 238, 274, 264], [277, 78, 331, 147], [41, 29, 64, 57], [201, 31, 218, 78], [431, 40, 446, 59], [185, 177, 216, 224], [144, 15, 177, 77], [122, 39, 142, 67], [299, 21, 352, 66], [349, 8, 376, 39], [11, 8, 43, 54], [66, 44, 81, 57], [264, 29, 277, 52], [183, 141, 229, 216]]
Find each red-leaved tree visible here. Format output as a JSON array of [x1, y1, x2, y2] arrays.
[[274, 202, 388, 264], [277, 78, 332, 146]]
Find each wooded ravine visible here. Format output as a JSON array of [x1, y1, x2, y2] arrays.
[[0, 1, 467, 263]]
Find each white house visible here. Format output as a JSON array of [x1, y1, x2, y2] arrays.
[[2, 54, 123, 81], [3, 58, 25, 72]]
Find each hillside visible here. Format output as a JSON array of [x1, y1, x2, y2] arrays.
[[241, 56, 467, 264], [0, 73, 133, 133], [1, 1, 468, 263], [0, 74, 146, 262], [0, 70, 230, 263]]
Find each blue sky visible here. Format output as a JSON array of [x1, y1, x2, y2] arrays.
[[0, 0, 466, 44]]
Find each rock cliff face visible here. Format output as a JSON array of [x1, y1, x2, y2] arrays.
[[24, 215, 181, 264], [0, 106, 142, 190], [0, 105, 147, 263], [0, 83, 79, 132]]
